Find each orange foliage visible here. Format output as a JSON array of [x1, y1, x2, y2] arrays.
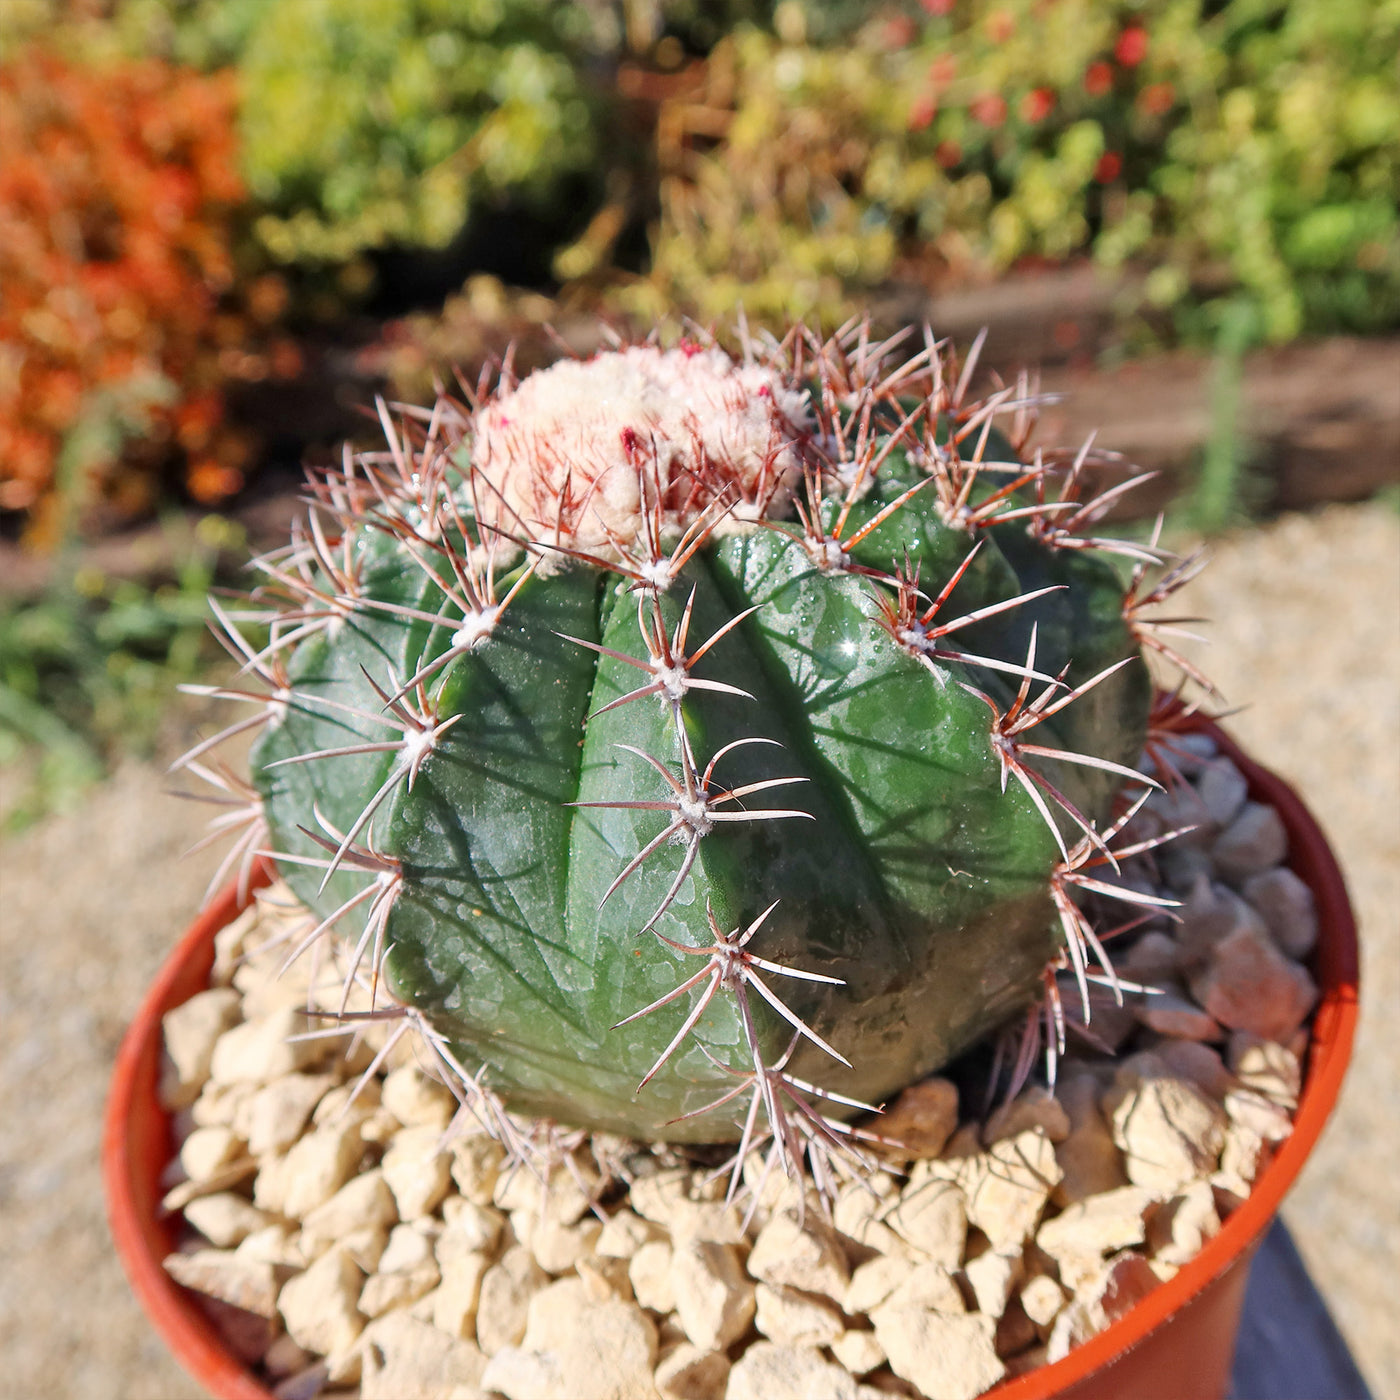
[[0, 46, 249, 543]]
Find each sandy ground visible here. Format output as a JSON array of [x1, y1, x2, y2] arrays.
[[0, 500, 1395, 1400]]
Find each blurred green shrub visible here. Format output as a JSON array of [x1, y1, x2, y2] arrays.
[[0, 514, 240, 829], [624, 0, 1400, 342], [112, 0, 606, 267]]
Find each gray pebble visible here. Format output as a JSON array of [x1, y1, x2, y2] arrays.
[[1213, 802, 1288, 883], [1242, 867, 1318, 960]]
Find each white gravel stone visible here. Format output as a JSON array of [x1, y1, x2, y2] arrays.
[[872, 1306, 1005, 1400], [182, 1192, 275, 1248], [209, 1006, 327, 1086], [299, 1168, 398, 1257], [161, 1158, 259, 1212], [431, 1251, 491, 1338], [240, 1072, 338, 1157], [189, 1079, 257, 1129], [725, 1342, 858, 1400], [670, 1239, 755, 1351], [832, 1180, 907, 1257], [576, 1254, 633, 1303], [479, 1280, 659, 1400], [377, 1221, 438, 1274], [278, 1245, 365, 1359], [478, 1344, 565, 1398], [596, 1207, 664, 1259], [629, 1239, 676, 1314], [1224, 1087, 1295, 1141], [1037, 1186, 1156, 1268], [654, 1341, 730, 1400], [1019, 1275, 1066, 1331], [235, 1222, 305, 1269], [1046, 1253, 1160, 1363], [964, 1251, 1023, 1320], [494, 1158, 598, 1226], [844, 1254, 914, 1315], [1148, 1180, 1221, 1268], [884, 1260, 967, 1314], [1229, 1033, 1303, 1108], [475, 1245, 548, 1355], [629, 1171, 744, 1245], [179, 1124, 246, 1182], [530, 1216, 602, 1276], [312, 1076, 381, 1127], [380, 1064, 458, 1130], [747, 1207, 849, 1301], [830, 1329, 886, 1377], [445, 1132, 504, 1207], [160, 988, 243, 1108], [231, 946, 315, 1018], [1107, 1072, 1227, 1194], [359, 1260, 441, 1319], [883, 1168, 967, 1266], [163, 1248, 284, 1318], [437, 1197, 504, 1261], [941, 1130, 1062, 1253], [382, 1124, 453, 1219], [258, 1117, 364, 1219], [753, 1282, 842, 1347], [358, 1312, 487, 1400], [1214, 1122, 1268, 1200], [338, 1224, 389, 1275]]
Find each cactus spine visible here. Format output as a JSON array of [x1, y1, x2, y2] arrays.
[[182, 324, 1189, 1159]]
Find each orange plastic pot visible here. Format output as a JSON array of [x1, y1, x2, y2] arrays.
[[104, 723, 1359, 1400]]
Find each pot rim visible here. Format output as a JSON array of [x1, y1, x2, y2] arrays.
[[103, 718, 1359, 1400]]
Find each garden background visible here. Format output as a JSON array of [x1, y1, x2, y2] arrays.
[[0, 2, 1396, 1396]]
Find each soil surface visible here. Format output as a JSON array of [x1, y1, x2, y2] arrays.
[[1, 501, 1395, 1400]]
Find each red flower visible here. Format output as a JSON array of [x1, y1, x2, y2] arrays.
[[1020, 87, 1056, 124], [970, 93, 1008, 128], [1094, 151, 1123, 182], [920, 0, 956, 15], [909, 93, 937, 132], [1084, 61, 1113, 97], [883, 16, 917, 48], [928, 53, 958, 87], [1115, 26, 1149, 67], [936, 138, 963, 169], [986, 9, 1015, 43], [1138, 82, 1175, 116]]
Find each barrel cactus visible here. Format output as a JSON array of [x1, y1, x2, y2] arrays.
[[183, 323, 1185, 1164]]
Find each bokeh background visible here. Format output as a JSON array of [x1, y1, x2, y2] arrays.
[[0, 2, 1395, 1396]]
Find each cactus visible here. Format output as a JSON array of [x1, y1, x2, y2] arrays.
[[183, 324, 1187, 1160]]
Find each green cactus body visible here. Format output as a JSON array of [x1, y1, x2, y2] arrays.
[[235, 332, 1154, 1144]]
